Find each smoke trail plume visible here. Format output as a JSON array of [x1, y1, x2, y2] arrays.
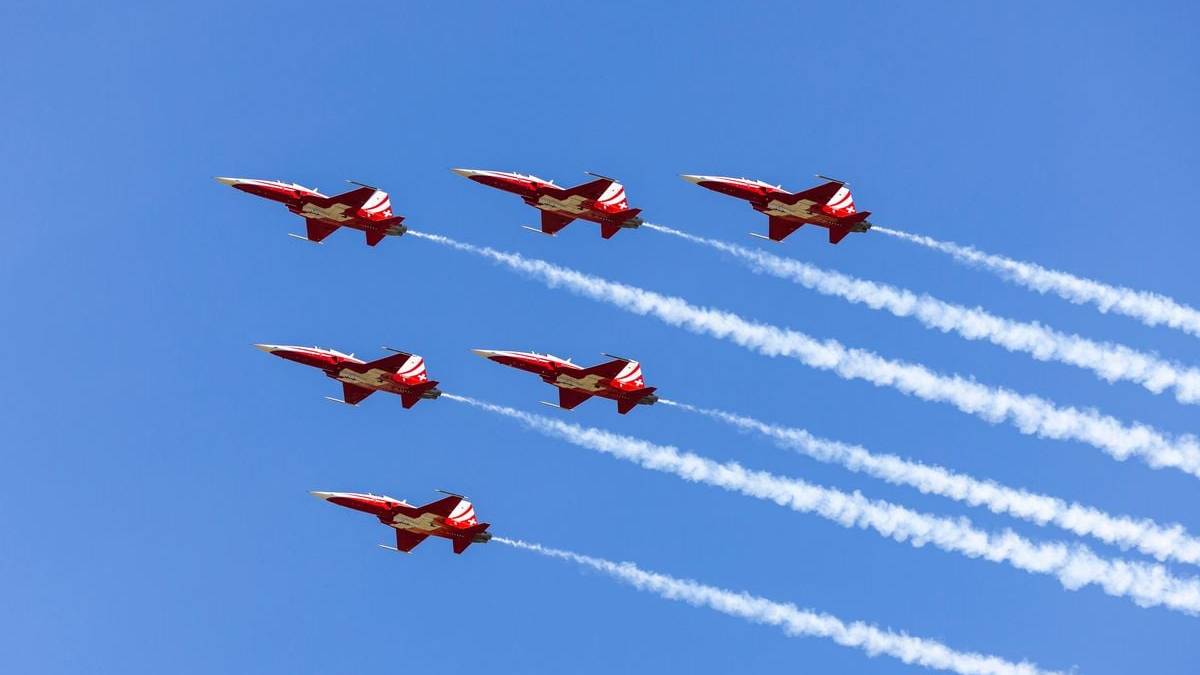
[[645, 223, 1200, 404], [875, 226, 1200, 339], [659, 399, 1200, 566], [444, 393, 1200, 615], [411, 231, 1200, 480], [497, 537, 1059, 675]]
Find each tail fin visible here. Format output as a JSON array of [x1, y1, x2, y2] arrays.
[[821, 184, 856, 217], [400, 380, 441, 409], [595, 181, 630, 210]]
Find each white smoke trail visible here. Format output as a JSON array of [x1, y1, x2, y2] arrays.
[[645, 223, 1200, 404], [659, 399, 1200, 566], [497, 537, 1059, 675], [411, 231, 1200, 480], [875, 226, 1200, 339], [444, 393, 1200, 615]]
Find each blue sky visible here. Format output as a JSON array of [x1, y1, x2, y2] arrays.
[[3, 1, 1199, 672]]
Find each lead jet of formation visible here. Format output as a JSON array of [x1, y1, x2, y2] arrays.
[[255, 344, 441, 408], [472, 349, 658, 414], [312, 490, 492, 555], [681, 174, 873, 244], [216, 177, 407, 246], [452, 169, 644, 238]]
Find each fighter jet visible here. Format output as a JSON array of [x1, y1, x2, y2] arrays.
[[255, 344, 441, 408], [472, 349, 658, 414], [452, 168, 644, 238], [216, 177, 406, 246], [312, 490, 492, 555], [681, 174, 873, 244]]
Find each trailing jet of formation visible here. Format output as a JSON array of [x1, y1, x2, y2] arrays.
[[312, 490, 492, 555], [473, 349, 659, 414], [217, 170, 875, 245]]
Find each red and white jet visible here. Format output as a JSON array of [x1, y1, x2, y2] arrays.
[[452, 169, 644, 239], [312, 490, 492, 555], [255, 344, 441, 408], [216, 177, 406, 246], [681, 174, 873, 244], [472, 349, 658, 414]]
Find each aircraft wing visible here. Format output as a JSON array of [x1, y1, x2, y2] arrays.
[[342, 351, 414, 375], [784, 180, 845, 206], [305, 219, 341, 243], [558, 388, 593, 410], [546, 177, 615, 201], [417, 495, 466, 517], [539, 211, 576, 235], [578, 357, 633, 379], [768, 215, 804, 242], [342, 382, 375, 405], [312, 186, 378, 210], [392, 529, 428, 553]]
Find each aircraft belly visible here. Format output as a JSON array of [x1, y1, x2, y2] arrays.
[[765, 199, 818, 219], [300, 203, 353, 222], [555, 374, 606, 393], [390, 513, 441, 532], [337, 369, 383, 387], [536, 195, 590, 215]]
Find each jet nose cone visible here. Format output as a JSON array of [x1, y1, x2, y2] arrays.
[[471, 349, 498, 359], [253, 343, 279, 353], [451, 168, 481, 178], [215, 176, 242, 186], [679, 174, 706, 185], [310, 491, 336, 501]]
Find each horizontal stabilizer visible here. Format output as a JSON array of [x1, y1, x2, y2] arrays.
[[617, 386, 658, 415], [452, 523, 491, 554], [828, 225, 852, 245], [400, 381, 441, 409]]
